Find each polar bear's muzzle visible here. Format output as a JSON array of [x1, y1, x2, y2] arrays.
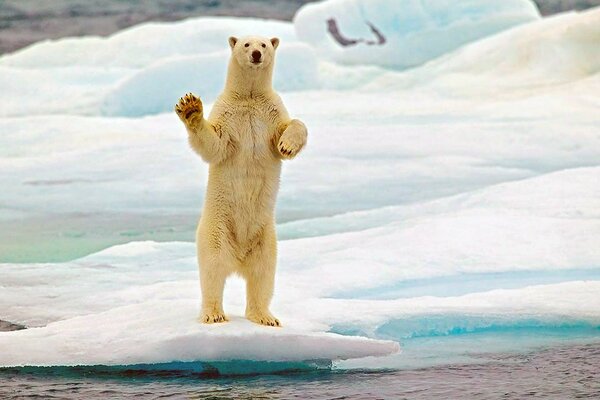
[[251, 50, 262, 64]]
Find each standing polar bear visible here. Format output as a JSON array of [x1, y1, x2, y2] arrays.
[[175, 36, 307, 327]]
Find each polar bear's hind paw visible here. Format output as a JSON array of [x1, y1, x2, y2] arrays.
[[247, 311, 281, 327], [199, 311, 228, 324]]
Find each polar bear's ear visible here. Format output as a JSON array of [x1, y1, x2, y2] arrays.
[[270, 37, 280, 50], [228, 36, 238, 50]]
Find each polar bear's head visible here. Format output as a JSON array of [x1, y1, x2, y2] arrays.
[[228, 36, 280, 70]]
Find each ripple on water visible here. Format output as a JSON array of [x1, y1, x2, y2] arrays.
[[0, 343, 599, 399]]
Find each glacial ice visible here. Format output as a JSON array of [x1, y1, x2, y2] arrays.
[[0, 17, 296, 69], [1, 0, 600, 373], [2, 7, 597, 118], [102, 43, 320, 116], [294, 0, 540, 68], [0, 17, 303, 118], [365, 7, 600, 94]]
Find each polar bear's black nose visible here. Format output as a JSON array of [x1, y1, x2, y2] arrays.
[[252, 50, 262, 62]]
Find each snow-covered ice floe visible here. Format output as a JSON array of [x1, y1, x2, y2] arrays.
[[0, 239, 598, 372], [1, 0, 600, 374], [0, 305, 397, 372], [1, 166, 599, 370]]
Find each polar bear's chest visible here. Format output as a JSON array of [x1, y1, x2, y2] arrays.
[[228, 110, 274, 159]]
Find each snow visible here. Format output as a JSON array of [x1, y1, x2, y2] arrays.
[[0, 305, 397, 367], [365, 7, 600, 95], [102, 43, 319, 116], [1, 167, 599, 368], [294, 0, 540, 69], [0, 17, 306, 118], [0, 18, 296, 69], [1, 1, 600, 373], [2, 8, 596, 118], [0, 239, 598, 368]]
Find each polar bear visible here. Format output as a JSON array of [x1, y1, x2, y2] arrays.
[[175, 36, 307, 327]]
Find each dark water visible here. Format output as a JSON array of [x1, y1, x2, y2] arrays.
[[1, 344, 599, 399]]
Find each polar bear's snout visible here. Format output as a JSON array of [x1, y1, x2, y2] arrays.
[[251, 50, 262, 64]]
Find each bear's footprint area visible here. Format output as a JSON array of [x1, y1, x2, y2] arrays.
[[175, 93, 202, 120]]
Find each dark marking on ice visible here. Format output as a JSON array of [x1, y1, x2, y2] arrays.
[[23, 179, 103, 186], [364, 21, 386, 45], [326, 18, 386, 47], [0, 319, 26, 331]]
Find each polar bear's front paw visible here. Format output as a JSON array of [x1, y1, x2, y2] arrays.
[[246, 311, 281, 327], [199, 311, 228, 324], [277, 133, 304, 159], [175, 93, 203, 123]]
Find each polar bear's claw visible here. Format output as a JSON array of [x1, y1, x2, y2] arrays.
[[277, 140, 300, 159], [277, 126, 306, 159], [199, 311, 228, 324], [175, 93, 203, 122], [247, 312, 281, 327]]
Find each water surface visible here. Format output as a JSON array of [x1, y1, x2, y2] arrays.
[[1, 343, 598, 399]]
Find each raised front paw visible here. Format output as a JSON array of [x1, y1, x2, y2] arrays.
[[175, 93, 203, 123], [198, 311, 228, 324], [278, 131, 305, 159]]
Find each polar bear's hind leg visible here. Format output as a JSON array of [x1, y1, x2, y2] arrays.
[[198, 260, 229, 324], [243, 226, 280, 327]]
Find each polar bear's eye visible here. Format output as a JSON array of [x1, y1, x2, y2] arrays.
[[244, 43, 249, 47], [261, 43, 266, 48]]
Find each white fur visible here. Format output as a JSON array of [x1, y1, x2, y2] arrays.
[[175, 35, 307, 326]]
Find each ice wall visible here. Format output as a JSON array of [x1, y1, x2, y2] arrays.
[[102, 43, 320, 116], [294, 0, 541, 69], [365, 7, 600, 94]]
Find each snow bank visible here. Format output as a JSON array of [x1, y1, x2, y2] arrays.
[[367, 7, 600, 94], [1, 168, 599, 370], [2, 76, 600, 261], [279, 166, 600, 240], [2, 7, 595, 118], [2, 165, 598, 368], [0, 236, 597, 369], [0, 17, 315, 117], [0, 65, 125, 117], [276, 168, 600, 300], [294, 0, 540, 69], [0, 18, 295, 69], [101, 52, 229, 117], [0, 303, 397, 368], [101, 43, 319, 116], [4, 161, 600, 327]]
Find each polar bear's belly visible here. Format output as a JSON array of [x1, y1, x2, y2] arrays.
[[204, 115, 281, 247]]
